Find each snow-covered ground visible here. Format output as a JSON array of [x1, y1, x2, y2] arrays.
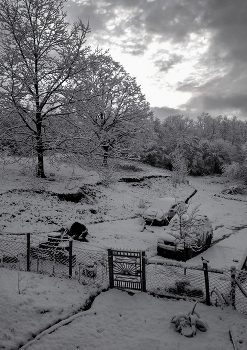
[[0, 267, 246, 350], [0, 158, 247, 349]]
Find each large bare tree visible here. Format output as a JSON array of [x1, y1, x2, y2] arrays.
[[75, 54, 154, 166], [0, 0, 90, 177]]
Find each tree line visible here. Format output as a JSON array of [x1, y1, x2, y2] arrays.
[[141, 114, 247, 179]]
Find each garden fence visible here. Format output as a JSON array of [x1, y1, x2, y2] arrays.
[[0, 233, 247, 315], [146, 258, 247, 315], [0, 232, 109, 288]]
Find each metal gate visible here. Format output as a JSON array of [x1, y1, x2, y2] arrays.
[[108, 249, 146, 291]]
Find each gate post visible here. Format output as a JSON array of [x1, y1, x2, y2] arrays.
[[141, 251, 146, 292], [203, 261, 210, 305], [108, 249, 114, 288], [230, 266, 236, 309], [26, 233, 30, 272], [69, 239, 73, 278]]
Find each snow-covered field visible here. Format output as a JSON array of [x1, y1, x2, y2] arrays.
[[0, 158, 247, 349]]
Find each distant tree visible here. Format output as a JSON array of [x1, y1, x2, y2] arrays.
[[0, 0, 90, 177], [139, 113, 247, 175], [222, 140, 247, 182], [161, 115, 195, 152], [196, 113, 221, 140], [171, 148, 189, 187]]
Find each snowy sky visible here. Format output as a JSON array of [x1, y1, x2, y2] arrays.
[[65, 0, 247, 121]]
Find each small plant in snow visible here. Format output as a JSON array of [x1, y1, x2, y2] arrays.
[[17, 272, 25, 294], [167, 203, 201, 261], [138, 198, 146, 209], [98, 165, 118, 186]]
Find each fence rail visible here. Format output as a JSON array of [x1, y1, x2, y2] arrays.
[[0, 232, 247, 315]]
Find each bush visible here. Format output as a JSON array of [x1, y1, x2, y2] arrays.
[[222, 161, 247, 182], [118, 163, 143, 172], [140, 147, 172, 169], [140, 138, 240, 177], [168, 280, 204, 298], [186, 139, 234, 176]]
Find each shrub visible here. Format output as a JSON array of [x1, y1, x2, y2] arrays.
[[140, 147, 172, 169], [118, 163, 143, 172], [222, 161, 247, 182], [168, 280, 204, 298]]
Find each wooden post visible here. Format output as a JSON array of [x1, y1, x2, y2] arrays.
[[108, 249, 114, 288], [26, 233, 30, 272], [141, 251, 146, 292], [203, 261, 210, 305], [230, 266, 236, 309], [69, 239, 73, 278]]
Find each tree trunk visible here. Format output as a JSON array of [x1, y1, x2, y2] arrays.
[[36, 118, 46, 178], [102, 145, 109, 166], [37, 149, 45, 178]]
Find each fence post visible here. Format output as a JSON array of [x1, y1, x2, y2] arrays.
[[141, 251, 146, 292], [26, 233, 30, 272], [230, 266, 236, 309], [69, 239, 73, 278], [108, 249, 114, 288], [203, 261, 210, 305]]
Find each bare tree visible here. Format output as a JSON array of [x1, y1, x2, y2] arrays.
[[0, 0, 90, 177], [74, 54, 154, 166]]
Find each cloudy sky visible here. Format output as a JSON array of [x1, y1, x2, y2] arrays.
[[66, 0, 247, 121]]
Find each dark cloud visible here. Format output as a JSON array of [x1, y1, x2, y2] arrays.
[[181, 92, 247, 120], [176, 0, 247, 120], [201, 0, 247, 63], [151, 106, 187, 121], [66, 0, 205, 48], [141, 1, 205, 42], [177, 60, 247, 120], [203, 93, 247, 111], [65, 1, 110, 33], [66, 0, 247, 61]]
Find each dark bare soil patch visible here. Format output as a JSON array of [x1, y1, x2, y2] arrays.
[[119, 174, 170, 183]]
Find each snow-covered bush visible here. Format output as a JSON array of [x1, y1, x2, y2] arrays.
[[222, 161, 247, 182]]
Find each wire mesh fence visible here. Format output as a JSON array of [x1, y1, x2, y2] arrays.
[[146, 261, 206, 301], [29, 233, 74, 277], [0, 232, 247, 315], [0, 233, 27, 271], [235, 269, 247, 316], [0, 232, 109, 288], [207, 268, 232, 307], [146, 259, 247, 316]]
